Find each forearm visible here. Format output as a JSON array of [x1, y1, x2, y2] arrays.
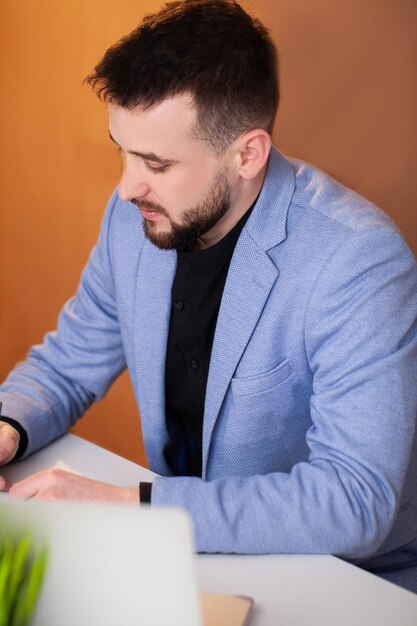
[[151, 455, 403, 559], [0, 354, 95, 458]]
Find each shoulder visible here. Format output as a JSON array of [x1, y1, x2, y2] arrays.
[[287, 156, 398, 236], [250, 148, 405, 256], [256, 150, 417, 303]]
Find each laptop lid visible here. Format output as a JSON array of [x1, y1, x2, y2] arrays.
[[0, 498, 203, 626]]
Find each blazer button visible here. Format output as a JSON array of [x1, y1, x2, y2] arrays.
[[191, 360, 200, 369], [174, 300, 184, 310]]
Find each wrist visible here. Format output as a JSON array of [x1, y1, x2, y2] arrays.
[[120, 486, 140, 505]]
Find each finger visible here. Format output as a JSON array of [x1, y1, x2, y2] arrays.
[[9, 472, 46, 499], [8, 469, 71, 500], [0, 475, 13, 492]]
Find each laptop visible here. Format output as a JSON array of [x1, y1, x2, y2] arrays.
[[0, 498, 203, 625], [0, 497, 253, 626]]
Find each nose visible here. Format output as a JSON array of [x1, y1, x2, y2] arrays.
[[118, 164, 150, 202]]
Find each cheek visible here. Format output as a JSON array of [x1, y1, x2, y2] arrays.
[[162, 165, 215, 210]]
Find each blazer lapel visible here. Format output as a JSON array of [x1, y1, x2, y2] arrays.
[[134, 240, 177, 475], [202, 232, 279, 475], [202, 147, 296, 476]]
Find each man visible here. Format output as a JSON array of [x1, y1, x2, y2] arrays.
[[1, 0, 417, 592]]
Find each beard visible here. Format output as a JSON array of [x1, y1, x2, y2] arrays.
[[134, 169, 231, 250]]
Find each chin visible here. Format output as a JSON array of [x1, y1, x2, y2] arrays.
[[143, 222, 176, 250]]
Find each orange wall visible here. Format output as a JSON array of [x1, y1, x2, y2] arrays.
[[0, 1, 416, 465]]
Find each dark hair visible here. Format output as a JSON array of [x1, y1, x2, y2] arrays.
[[86, 0, 279, 154]]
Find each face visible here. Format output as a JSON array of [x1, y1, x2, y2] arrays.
[[108, 95, 233, 250]]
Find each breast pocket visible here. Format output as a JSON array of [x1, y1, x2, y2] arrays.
[[229, 359, 294, 471], [231, 359, 293, 398]]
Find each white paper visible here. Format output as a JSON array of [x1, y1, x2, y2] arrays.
[[50, 460, 81, 476]]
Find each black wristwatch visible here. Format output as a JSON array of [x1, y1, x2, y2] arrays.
[[139, 482, 153, 504]]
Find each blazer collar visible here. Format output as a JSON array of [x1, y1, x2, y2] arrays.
[[246, 146, 295, 252]]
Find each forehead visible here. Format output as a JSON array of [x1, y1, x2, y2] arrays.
[[108, 93, 203, 159]]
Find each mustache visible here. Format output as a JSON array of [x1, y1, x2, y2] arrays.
[[131, 198, 168, 216]]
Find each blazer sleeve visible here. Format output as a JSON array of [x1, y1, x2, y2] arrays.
[[0, 189, 125, 458], [150, 225, 417, 560]]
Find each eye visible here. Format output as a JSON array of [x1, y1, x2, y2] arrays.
[[115, 146, 126, 161], [143, 160, 169, 174]]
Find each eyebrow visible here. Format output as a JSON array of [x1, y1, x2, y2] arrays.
[[108, 130, 175, 164]]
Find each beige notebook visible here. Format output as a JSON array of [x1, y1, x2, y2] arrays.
[[201, 593, 254, 626]]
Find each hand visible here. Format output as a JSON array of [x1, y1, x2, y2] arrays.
[[0, 422, 21, 492], [0, 421, 20, 466], [8, 468, 139, 504]]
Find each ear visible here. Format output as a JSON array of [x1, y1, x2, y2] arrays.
[[235, 129, 272, 180]]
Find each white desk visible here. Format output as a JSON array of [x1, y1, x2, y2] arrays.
[[3, 433, 417, 626]]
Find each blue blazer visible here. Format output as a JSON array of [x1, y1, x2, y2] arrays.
[[1, 148, 417, 575]]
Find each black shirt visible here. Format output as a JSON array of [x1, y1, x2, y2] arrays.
[[164, 205, 254, 477]]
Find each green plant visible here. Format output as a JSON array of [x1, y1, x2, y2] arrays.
[[0, 535, 48, 626]]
